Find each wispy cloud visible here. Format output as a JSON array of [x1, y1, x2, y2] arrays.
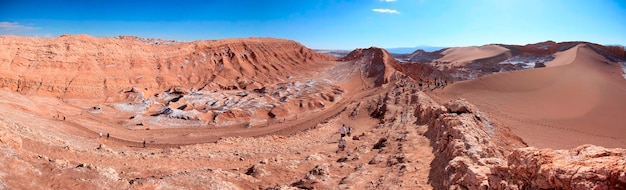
[[0, 22, 38, 31], [380, 0, 397, 2], [372, 9, 400, 14]]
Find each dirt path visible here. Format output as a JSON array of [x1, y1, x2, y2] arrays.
[[54, 60, 391, 148], [0, 75, 437, 189]]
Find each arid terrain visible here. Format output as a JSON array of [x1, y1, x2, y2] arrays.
[[0, 35, 625, 189]]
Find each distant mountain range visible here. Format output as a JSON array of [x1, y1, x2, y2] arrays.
[[315, 46, 447, 58], [384, 46, 447, 54]]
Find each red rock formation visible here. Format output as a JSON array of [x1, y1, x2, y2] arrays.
[[340, 47, 403, 86], [497, 145, 626, 189], [0, 35, 334, 100]]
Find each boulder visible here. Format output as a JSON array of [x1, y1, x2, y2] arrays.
[[443, 99, 472, 114]]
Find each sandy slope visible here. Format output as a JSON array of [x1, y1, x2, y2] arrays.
[[436, 44, 626, 148], [436, 45, 510, 66]]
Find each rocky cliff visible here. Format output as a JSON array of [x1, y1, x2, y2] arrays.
[[0, 35, 334, 101]]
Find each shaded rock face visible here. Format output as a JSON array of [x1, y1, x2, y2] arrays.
[[0, 35, 334, 100], [414, 94, 626, 189]]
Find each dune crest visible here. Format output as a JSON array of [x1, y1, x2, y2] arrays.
[[436, 45, 510, 66], [439, 43, 626, 148]]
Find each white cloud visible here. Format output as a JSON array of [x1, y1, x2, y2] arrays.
[[372, 9, 400, 14], [0, 22, 38, 31], [380, 0, 397, 2]]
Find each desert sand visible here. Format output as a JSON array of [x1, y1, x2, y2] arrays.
[[435, 44, 626, 149], [0, 35, 624, 189], [436, 45, 510, 66]]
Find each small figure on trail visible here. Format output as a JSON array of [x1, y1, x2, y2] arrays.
[[99, 131, 102, 138], [340, 124, 346, 139], [347, 126, 353, 137], [106, 133, 110, 139], [143, 139, 146, 148], [337, 138, 346, 152]]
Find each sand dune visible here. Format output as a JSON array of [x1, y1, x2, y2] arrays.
[[436, 45, 510, 66], [438, 44, 626, 148]]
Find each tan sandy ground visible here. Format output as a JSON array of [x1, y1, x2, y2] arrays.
[[432, 44, 626, 149]]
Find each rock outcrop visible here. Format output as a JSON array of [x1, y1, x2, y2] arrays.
[[414, 93, 626, 189], [0, 35, 334, 100], [416, 94, 514, 189], [495, 145, 626, 189], [340, 47, 403, 86]]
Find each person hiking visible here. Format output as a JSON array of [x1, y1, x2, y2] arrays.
[[143, 139, 146, 148], [337, 138, 346, 152], [347, 126, 353, 137], [339, 124, 346, 139], [106, 133, 110, 139], [99, 131, 102, 138]]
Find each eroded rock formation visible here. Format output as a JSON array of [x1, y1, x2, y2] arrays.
[[414, 93, 626, 189], [340, 47, 404, 86], [0, 35, 334, 100]]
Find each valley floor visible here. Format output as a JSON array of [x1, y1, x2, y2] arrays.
[[0, 61, 438, 189]]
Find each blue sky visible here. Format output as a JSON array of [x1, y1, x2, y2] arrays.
[[1, 0, 625, 49]]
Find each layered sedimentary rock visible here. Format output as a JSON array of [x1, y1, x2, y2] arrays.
[[0, 35, 334, 101]]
